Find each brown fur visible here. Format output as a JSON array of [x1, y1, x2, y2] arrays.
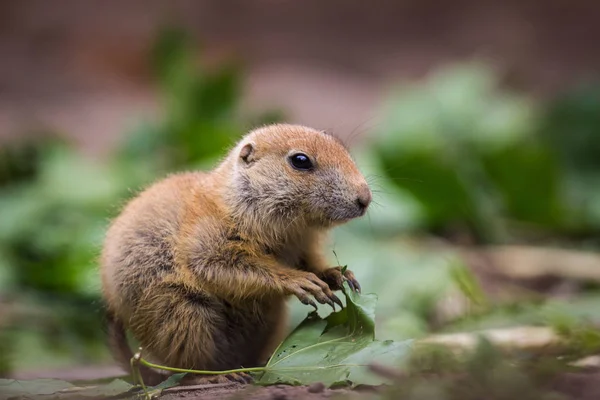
[[100, 124, 371, 384]]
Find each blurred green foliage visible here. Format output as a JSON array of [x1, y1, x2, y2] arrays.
[[296, 63, 600, 376], [0, 27, 283, 372], [539, 82, 600, 236], [120, 27, 282, 170], [1, 26, 600, 384], [372, 63, 600, 242]]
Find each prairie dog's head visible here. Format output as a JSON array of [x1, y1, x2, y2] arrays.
[[227, 124, 371, 229]]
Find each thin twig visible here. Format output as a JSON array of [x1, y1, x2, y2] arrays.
[[162, 382, 238, 393]]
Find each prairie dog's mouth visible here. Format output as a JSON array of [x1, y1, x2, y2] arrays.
[[326, 204, 368, 223]]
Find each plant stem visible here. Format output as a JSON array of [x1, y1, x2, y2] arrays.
[[139, 358, 267, 375], [131, 356, 149, 399]]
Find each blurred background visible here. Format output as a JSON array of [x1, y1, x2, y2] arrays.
[[1, 0, 600, 386]]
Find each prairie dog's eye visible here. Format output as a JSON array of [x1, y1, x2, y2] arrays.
[[289, 153, 313, 171]]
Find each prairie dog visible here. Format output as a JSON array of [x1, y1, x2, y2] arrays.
[[100, 124, 371, 384]]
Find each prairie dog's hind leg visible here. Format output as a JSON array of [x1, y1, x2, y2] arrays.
[[128, 284, 222, 371], [256, 300, 288, 365], [127, 285, 287, 384]]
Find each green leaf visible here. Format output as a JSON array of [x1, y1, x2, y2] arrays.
[[0, 378, 74, 398], [74, 379, 134, 398], [255, 284, 412, 387], [131, 373, 187, 400], [0, 375, 188, 400], [147, 373, 186, 390], [480, 140, 565, 228], [0, 378, 135, 400]]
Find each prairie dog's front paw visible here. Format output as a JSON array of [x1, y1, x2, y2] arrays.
[[281, 272, 343, 310], [321, 267, 361, 293]]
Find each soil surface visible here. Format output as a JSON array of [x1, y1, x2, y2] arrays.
[[156, 372, 600, 400], [160, 383, 359, 400], [9, 365, 600, 399]]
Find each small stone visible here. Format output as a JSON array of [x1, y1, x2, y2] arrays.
[[307, 382, 325, 393], [272, 392, 288, 400]]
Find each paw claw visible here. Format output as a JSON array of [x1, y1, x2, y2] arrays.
[[302, 297, 318, 310], [288, 272, 348, 310], [331, 293, 343, 309], [342, 270, 361, 293], [346, 278, 356, 292], [326, 298, 335, 310]]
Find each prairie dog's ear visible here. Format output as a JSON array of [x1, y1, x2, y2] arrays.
[[239, 142, 256, 165]]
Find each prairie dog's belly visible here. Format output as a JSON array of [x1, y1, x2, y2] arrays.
[[211, 296, 287, 368]]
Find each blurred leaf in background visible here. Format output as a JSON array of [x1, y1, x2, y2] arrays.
[[371, 62, 600, 243], [539, 82, 600, 235], [120, 26, 283, 171], [0, 26, 283, 374]]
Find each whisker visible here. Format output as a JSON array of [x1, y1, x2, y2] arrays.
[[370, 200, 383, 208], [370, 189, 392, 196], [344, 118, 381, 147], [389, 178, 425, 183], [366, 210, 374, 234]]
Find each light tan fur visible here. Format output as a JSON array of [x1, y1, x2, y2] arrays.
[[100, 124, 371, 385]]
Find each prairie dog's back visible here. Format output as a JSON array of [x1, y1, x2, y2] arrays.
[[100, 172, 205, 317]]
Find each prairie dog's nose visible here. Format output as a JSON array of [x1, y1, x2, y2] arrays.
[[356, 185, 372, 212]]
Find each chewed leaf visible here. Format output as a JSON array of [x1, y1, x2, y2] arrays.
[[255, 283, 412, 387]]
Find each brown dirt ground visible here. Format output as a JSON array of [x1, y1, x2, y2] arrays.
[[157, 372, 600, 400], [159, 383, 359, 400], [9, 365, 600, 399], [156, 372, 600, 400]]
